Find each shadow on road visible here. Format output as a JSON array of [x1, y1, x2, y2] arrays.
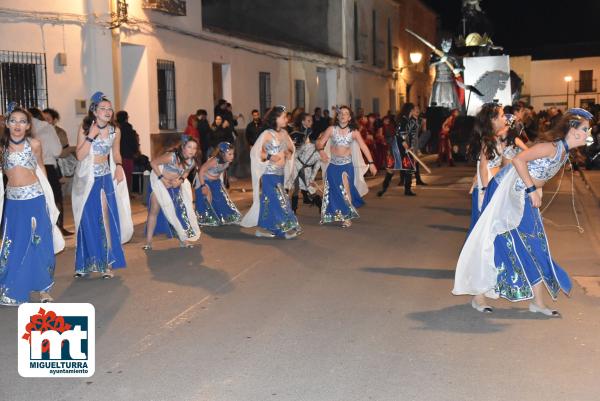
[[145, 247, 235, 294], [427, 224, 469, 233], [407, 304, 557, 334], [200, 225, 252, 240], [423, 206, 470, 216], [58, 276, 130, 339], [361, 267, 454, 279]]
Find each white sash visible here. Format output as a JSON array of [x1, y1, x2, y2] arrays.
[[453, 167, 525, 298], [149, 169, 201, 242]]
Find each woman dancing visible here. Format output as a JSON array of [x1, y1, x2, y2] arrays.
[[241, 106, 301, 239], [317, 106, 377, 227], [195, 141, 242, 226], [144, 136, 201, 249], [454, 108, 594, 316], [72, 92, 133, 279], [0, 105, 64, 304], [467, 103, 506, 231]]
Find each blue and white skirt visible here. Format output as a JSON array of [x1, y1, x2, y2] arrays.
[[321, 162, 363, 224], [147, 183, 195, 239], [257, 174, 300, 237], [195, 178, 241, 226], [75, 174, 126, 273], [493, 195, 572, 301], [0, 184, 55, 305]]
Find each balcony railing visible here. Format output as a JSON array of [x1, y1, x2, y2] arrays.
[[575, 79, 597, 93]]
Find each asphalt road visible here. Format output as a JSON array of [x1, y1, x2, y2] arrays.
[[1, 164, 599, 401]]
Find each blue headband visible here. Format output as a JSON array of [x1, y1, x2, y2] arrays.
[[6, 101, 19, 115], [568, 108, 593, 121], [89, 91, 109, 111], [180, 134, 191, 144], [218, 141, 232, 154]]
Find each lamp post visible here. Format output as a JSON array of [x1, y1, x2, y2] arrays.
[[394, 52, 423, 104], [564, 75, 572, 109]]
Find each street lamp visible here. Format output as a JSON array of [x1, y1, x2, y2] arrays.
[[393, 51, 423, 105], [409, 52, 423, 65], [564, 75, 572, 109]]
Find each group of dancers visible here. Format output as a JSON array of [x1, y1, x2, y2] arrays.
[[0, 90, 593, 316], [0, 95, 379, 305], [453, 103, 594, 317]]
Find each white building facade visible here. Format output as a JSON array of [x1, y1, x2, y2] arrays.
[[511, 54, 600, 112], [0, 0, 436, 157]]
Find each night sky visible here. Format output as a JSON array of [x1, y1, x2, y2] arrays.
[[421, 0, 600, 54]]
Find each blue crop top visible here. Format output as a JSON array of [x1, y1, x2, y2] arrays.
[[91, 126, 115, 156], [3, 140, 37, 171], [206, 159, 229, 177], [162, 152, 195, 176], [331, 127, 353, 148]]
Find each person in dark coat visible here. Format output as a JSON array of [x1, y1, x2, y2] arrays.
[[245, 109, 262, 147]]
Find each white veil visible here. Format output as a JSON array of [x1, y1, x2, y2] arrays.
[[149, 169, 201, 242], [453, 167, 525, 298], [241, 129, 295, 228]]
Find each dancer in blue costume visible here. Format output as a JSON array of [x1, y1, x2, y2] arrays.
[[72, 92, 133, 279], [144, 136, 201, 250], [478, 113, 530, 211], [454, 108, 594, 316], [0, 105, 64, 305], [317, 106, 377, 228], [241, 106, 301, 239], [467, 103, 505, 231], [195, 141, 242, 226]]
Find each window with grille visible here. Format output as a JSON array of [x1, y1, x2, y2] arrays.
[[354, 98, 362, 115], [295, 79, 305, 109], [578, 70, 594, 93], [0, 50, 48, 114], [372, 97, 380, 114], [387, 18, 392, 71], [372, 10, 377, 66], [157, 59, 176, 130], [259, 72, 271, 115], [354, 2, 359, 61]]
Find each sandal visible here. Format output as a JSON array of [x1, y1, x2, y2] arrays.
[[284, 231, 298, 240], [471, 298, 493, 313], [102, 269, 114, 279], [39, 291, 54, 303], [529, 303, 560, 317], [255, 230, 275, 238]]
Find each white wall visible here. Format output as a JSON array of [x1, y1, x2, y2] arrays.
[[511, 55, 600, 111], [0, 0, 114, 144], [120, 43, 151, 156]]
